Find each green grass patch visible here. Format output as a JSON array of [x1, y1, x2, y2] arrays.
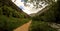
[[0, 15, 30, 31], [29, 21, 57, 31]]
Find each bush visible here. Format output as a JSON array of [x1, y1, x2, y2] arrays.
[[30, 2, 58, 31], [29, 21, 57, 31], [0, 1, 31, 31], [0, 15, 30, 31], [0, 7, 3, 15], [32, 2, 59, 23]]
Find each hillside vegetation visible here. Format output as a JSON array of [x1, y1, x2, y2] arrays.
[[0, 0, 31, 31], [29, 0, 60, 31]]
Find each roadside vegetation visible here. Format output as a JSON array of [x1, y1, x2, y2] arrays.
[[29, 0, 60, 31], [0, 0, 31, 31]]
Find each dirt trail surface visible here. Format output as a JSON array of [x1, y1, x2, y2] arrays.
[[13, 20, 32, 31]]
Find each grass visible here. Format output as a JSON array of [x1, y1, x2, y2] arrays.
[[0, 15, 30, 31], [29, 20, 57, 31]]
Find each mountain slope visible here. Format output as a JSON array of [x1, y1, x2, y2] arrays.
[[0, 0, 31, 31]]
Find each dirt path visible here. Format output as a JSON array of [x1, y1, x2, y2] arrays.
[[13, 20, 32, 31]]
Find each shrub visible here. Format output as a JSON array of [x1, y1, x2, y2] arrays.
[[0, 15, 30, 31], [29, 21, 57, 31]]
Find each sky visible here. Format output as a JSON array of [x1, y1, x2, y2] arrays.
[[12, 0, 34, 14], [11, 0, 57, 15]]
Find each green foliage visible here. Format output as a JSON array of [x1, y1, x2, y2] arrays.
[[39, 2, 58, 22], [0, 0, 31, 31], [0, 15, 30, 31], [32, 2, 58, 22], [0, 3, 30, 31], [0, 7, 3, 15], [29, 21, 57, 31], [30, 1, 59, 31], [1, 5, 27, 18]]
